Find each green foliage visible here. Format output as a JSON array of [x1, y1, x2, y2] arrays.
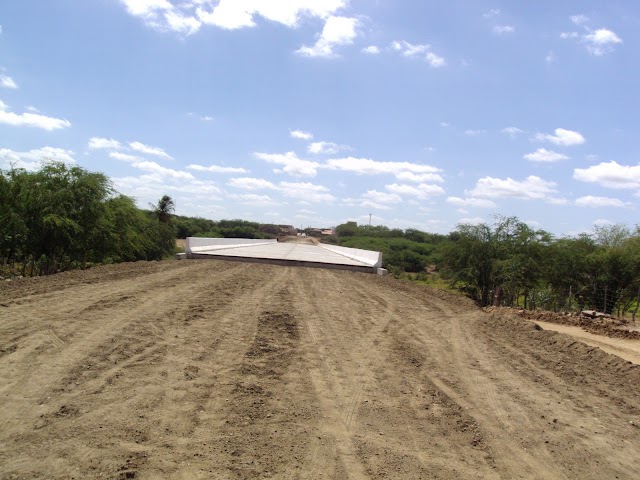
[[0, 162, 177, 276]]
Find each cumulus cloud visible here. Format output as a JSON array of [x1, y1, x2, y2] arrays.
[[464, 129, 485, 136], [228, 177, 277, 190], [458, 217, 486, 225], [129, 141, 173, 160], [307, 141, 349, 155], [290, 129, 313, 140], [570, 14, 589, 25], [296, 16, 359, 58], [121, 0, 348, 39], [89, 137, 122, 149], [524, 148, 570, 163], [187, 164, 248, 174], [131, 160, 193, 179], [227, 176, 335, 203], [113, 173, 222, 209], [493, 25, 515, 34], [280, 181, 335, 203], [385, 183, 445, 199], [446, 197, 497, 208], [0, 75, 17, 89], [573, 161, 640, 189], [502, 126, 524, 138], [110, 152, 140, 162], [575, 195, 629, 208], [391, 40, 445, 67], [584, 29, 623, 56], [0, 146, 75, 170], [228, 193, 281, 207], [545, 50, 557, 64], [467, 175, 557, 200], [325, 157, 442, 178], [344, 190, 403, 210], [395, 172, 444, 183], [561, 16, 623, 56], [0, 103, 71, 130], [483, 9, 501, 19], [254, 151, 320, 177], [534, 128, 585, 146], [362, 45, 380, 55]]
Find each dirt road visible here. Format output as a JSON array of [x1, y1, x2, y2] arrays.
[[1, 260, 639, 479]]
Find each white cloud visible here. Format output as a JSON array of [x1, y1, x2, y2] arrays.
[[164, 9, 201, 35], [120, 0, 172, 17], [573, 161, 640, 189], [296, 16, 358, 58], [0, 147, 75, 170], [534, 128, 585, 146], [561, 17, 623, 56], [227, 176, 336, 203], [280, 181, 335, 203], [483, 9, 501, 19], [0, 100, 8, 111], [131, 160, 193, 179], [362, 45, 380, 55], [229, 193, 281, 207], [122, 0, 347, 35], [391, 40, 445, 67], [343, 190, 402, 209], [493, 25, 515, 34], [110, 152, 140, 162], [440, 121, 450, 127], [325, 157, 442, 178], [524, 148, 570, 163], [458, 217, 486, 226], [584, 28, 623, 56], [575, 196, 629, 208], [570, 14, 590, 26], [545, 50, 557, 63], [254, 151, 320, 177], [228, 177, 277, 190], [467, 175, 557, 200], [464, 129, 485, 136], [25, 106, 39, 112], [395, 172, 444, 183], [129, 141, 173, 160], [0, 103, 71, 131], [89, 137, 122, 149], [502, 126, 524, 138], [0, 75, 17, 89], [196, 1, 254, 29], [593, 218, 614, 226], [307, 141, 349, 155], [446, 197, 497, 208], [290, 129, 313, 140], [197, 0, 346, 30], [187, 164, 248, 174], [385, 183, 445, 199], [113, 173, 222, 209], [362, 190, 402, 205]]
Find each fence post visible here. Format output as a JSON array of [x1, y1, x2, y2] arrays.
[[568, 285, 573, 311], [604, 286, 608, 314], [633, 287, 640, 324]]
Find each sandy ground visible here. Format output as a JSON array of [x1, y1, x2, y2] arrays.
[[532, 320, 640, 365], [1, 260, 639, 479]]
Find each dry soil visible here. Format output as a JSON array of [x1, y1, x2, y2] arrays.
[[1, 260, 639, 479]]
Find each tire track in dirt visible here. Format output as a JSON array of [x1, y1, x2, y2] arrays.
[[2, 262, 640, 479]]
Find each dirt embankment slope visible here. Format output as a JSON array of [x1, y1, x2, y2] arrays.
[[1, 260, 639, 479]]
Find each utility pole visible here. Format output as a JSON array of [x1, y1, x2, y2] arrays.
[[369, 213, 372, 226]]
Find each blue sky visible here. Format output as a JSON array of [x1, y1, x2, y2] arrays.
[[1, 1, 639, 235]]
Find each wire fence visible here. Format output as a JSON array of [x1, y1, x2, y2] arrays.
[[497, 285, 640, 321]]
